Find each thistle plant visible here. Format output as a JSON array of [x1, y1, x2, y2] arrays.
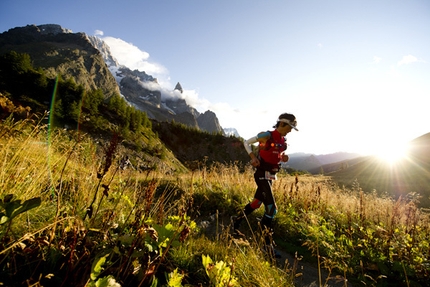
[[84, 132, 119, 221]]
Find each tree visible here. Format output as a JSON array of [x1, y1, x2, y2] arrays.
[[84, 89, 104, 115], [69, 101, 81, 122], [0, 51, 32, 74], [0, 51, 48, 101], [52, 98, 64, 120], [129, 108, 142, 132], [56, 77, 84, 121], [107, 94, 126, 117]]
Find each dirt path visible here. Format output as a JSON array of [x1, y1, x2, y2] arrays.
[[198, 215, 354, 287], [274, 248, 351, 287]]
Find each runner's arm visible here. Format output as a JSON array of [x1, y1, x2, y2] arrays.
[[244, 132, 271, 167], [244, 136, 258, 155]]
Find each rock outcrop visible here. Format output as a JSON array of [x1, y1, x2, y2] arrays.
[[197, 111, 222, 134], [0, 24, 120, 99]]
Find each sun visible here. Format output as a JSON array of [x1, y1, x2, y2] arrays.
[[376, 142, 410, 165]]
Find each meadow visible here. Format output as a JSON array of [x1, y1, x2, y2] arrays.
[[1, 117, 429, 287]]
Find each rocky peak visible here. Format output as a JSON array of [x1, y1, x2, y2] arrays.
[[164, 97, 198, 117], [119, 71, 162, 110], [174, 82, 183, 93], [37, 24, 73, 35], [2, 24, 72, 37], [197, 110, 222, 134], [87, 35, 120, 67], [86, 34, 226, 133]]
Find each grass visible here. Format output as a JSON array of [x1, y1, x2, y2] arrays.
[[1, 117, 430, 286]]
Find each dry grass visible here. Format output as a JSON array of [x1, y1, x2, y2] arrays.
[[1, 118, 429, 286]]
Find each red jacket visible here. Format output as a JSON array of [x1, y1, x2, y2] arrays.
[[258, 129, 286, 172]]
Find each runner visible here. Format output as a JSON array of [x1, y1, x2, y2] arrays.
[[232, 113, 298, 257]]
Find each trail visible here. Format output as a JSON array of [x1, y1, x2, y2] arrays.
[[273, 247, 352, 287], [198, 215, 354, 287]]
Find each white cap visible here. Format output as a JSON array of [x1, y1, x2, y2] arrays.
[[278, 118, 298, 131]]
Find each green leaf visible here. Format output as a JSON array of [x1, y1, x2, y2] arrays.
[[94, 275, 121, 287], [0, 196, 41, 224], [91, 254, 109, 280], [152, 223, 176, 249], [0, 213, 8, 225], [10, 197, 41, 220], [202, 254, 213, 276], [167, 268, 184, 287], [144, 241, 155, 252], [4, 200, 21, 217]]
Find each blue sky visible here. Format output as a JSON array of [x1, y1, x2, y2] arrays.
[[1, 0, 429, 156]]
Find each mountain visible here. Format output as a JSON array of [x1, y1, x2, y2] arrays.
[[408, 132, 430, 167], [286, 152, 361, 172], [223, 127, 240, 137], [308, 156, 366, 174], [0, 24, 223, 134], [87, 35, 223, 134], [287, 154, 322, 172], [0, 24, 120, 99], [328, 133, 430, 207]]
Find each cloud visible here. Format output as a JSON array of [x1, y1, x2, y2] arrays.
[[94, 30, 104, 36], [158, 87, 182, 101], [99, 35, 210, 109], [317, 43, 323, 48], [373, 56, 381, 64], [139, 81, 161, 92], [157, 85, 205, 108], [208, 102, 235, 115], [182, 89, 210, 110], [101, 36, 167, 78], [397, 54, 418, 66]]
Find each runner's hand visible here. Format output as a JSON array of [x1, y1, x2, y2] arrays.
[[250, 157, 260, 167]]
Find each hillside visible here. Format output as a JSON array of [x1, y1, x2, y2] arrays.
[[409, 132, 430, 166], [0, 53, 248, 174], [151, 120, 249, 169], [0, 24, 250, 172], [287, 152, 361, 172], [328, 133, 430, 207], [308, 156, 366, 174], [0, 24, 120, 99]]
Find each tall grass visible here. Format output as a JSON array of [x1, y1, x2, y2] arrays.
[[272, 174, 430, 286], [1, 118, 429, 286], [0, 118, 292, 286]]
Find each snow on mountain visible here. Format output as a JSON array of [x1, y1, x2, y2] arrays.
[[87, 35, 225, 134], [223, 128, 240, 137]]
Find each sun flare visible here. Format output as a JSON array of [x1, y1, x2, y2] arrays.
[[376, 142, 410, 165]]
